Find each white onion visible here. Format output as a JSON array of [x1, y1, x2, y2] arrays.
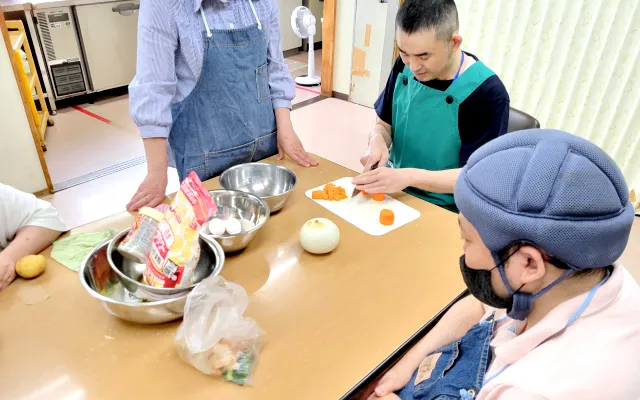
[[299, 218, 340, 254]]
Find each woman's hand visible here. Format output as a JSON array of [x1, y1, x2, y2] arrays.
[[275, 108, 318, 167], [127, 170, 168, 211], [277, 126, 318, 167]]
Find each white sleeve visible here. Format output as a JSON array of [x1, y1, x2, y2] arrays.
[[0, 184, 69, 249]]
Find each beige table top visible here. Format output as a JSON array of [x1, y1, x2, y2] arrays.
[[0, 155, 466, 400]]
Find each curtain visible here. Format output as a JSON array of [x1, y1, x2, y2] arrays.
[[457, 0, 640, 190]]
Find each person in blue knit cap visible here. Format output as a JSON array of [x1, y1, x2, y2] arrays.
[[368, 129, 640, 400]]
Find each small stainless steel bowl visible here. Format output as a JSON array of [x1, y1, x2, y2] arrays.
[[219, 162, 297, 212], [79, 240, 188, 324], [107, 229, 225, 300], [202, 189, 270, 252]]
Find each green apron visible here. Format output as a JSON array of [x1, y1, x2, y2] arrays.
[[390, 59, 495, 212]]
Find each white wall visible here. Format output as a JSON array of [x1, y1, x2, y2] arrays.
[[349, 0, 398, 107], [332, 0, 356, 94], [0, 35, 48, 193], [279, 0, 303, 51], [307, 0, 323, 42]]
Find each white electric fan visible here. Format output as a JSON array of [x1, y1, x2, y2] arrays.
[[291, 6, 321, 86]]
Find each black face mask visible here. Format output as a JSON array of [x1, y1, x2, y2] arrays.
[[459, 255, 514, 310], [459, 253, 574, 320]]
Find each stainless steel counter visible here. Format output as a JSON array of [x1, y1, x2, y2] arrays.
[[1, 0, 120, 12]]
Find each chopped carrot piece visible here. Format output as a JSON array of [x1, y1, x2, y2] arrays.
[[315, 183, 349, 201], [372, 193, 385, 202], [361, 190, 368, 196], [380, 209, 395, 226]]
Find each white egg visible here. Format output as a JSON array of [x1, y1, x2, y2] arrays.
[[225, 217, 242, 235], [208, 218, 226, 236], [240, 218, 255, 231], [299, 217, 340, 254]]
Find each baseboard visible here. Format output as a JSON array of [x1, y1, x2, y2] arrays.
[[34, 188, 52, 198], [332, 91, 349, 101], [283, 48, 300, 58], [301, 41, 322, 52], [292, 95, 327, 111]]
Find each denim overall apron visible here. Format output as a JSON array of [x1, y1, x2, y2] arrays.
[[396, 272, 610, 400], [168, 2, 278, 182], [389, 55, 495, 212]]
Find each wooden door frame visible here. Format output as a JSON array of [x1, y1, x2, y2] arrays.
[[0, 12, 54, 194], [320, 0, 336, 96]]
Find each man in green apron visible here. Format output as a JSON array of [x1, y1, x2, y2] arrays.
[[352, 0, 510, 212]]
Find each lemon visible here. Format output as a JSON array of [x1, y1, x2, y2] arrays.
[[15, 254, 47, 279]]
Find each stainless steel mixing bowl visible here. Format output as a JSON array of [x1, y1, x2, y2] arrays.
[[107, 228, 225, 300], [219, 162, 297, 212], [79, 240, 188, 324], [202, 189, 270, 252]]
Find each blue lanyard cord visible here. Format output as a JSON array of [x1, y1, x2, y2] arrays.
[[566, 269, 610, 326], [483, 364, 510, 387], [495, 315, 509, 323], [453, 51, 465, 81], [482, 270, 611, 387]]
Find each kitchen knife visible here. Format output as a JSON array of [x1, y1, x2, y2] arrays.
[[351, 162, 379, 198]]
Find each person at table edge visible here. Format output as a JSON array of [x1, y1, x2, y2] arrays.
[[368, 129, 640, 400], [353, 0, 510, 213], [0, 184, 69, 292], [126, 0, 317, 211]]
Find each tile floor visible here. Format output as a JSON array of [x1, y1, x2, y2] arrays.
[[44, 95, 143, 185], [43, 50, 323, 188]]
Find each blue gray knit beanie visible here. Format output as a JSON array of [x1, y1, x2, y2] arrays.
[[455, 129, 634, 269]]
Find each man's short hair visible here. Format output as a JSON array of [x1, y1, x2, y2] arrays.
[[396, 0, 459, 41]]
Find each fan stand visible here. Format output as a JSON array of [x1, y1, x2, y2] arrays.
[[295, 34, 321, 87]]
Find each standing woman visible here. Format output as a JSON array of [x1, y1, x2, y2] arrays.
[[127, 0, 318, 211]]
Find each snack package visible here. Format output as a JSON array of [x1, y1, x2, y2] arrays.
[[144, 172, 216, 288], [175, 276, 263, 385]]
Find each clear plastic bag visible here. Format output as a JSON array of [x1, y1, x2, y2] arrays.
[[175, 276, 263, 385]]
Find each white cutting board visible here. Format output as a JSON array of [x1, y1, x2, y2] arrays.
[[305, 177, 421, 236]]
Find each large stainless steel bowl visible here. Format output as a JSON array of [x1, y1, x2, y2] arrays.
[[202, 189, 270, 252], [219, 162, 297, 212], [79, 240, 188, 324], [107, 229, 224, 300]]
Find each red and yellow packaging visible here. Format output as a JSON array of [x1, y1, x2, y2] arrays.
[[144, 172, 217, 288]]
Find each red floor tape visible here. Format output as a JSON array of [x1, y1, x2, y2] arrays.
[[72, 105, 112, 124], [295, 85, 321, 95]]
